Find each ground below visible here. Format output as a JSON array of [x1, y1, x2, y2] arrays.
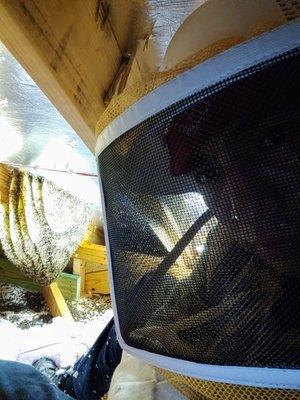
[[0, 283, 113, 369]]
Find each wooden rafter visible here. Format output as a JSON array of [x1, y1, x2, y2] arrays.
[[0, 0, 142, 150]]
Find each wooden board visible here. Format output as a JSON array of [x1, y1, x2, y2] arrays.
[[85, 270, 110, 295], [0, 262, 41, 292], [73, 258, 85, 296], [84, 260, 107, 274], [42, 282, 73, 320], [73, 242, 109, 294], [83, 225, 105, 245], [74, 242, 107, 266], [56, 272, 81, 301], [0, 257, 81, 301], [0, 0, 142, 149]]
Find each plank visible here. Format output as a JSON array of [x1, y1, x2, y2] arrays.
[[102, 0, 145, 99], [0, 257, 23, 272], [0, 266, 41, 292], [55, 272, 81, 301], [0, 0, 134, 149], [84, 226, 105, 245], [74, 253, 107, 265], [74, 243, 107, 265], [76, 255, 106, 266], [42, 282, 73, 320], [79, 242, 106, 252], [84, 260, 108, 274], [0, 258, 81, 300], [85, 270, 110, 295], [73, 258, 85, 296]]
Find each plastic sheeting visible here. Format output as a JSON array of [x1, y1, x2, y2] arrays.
[[148, 0, 205, 64], [0, 42, 99, 206]]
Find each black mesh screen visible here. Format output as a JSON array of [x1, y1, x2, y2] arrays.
[[98, 50, 300, 369]]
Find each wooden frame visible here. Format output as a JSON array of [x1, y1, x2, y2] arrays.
[[73, 242, 110, 295]]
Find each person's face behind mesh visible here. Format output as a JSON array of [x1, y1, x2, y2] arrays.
[[167, 60, 300, 272], [197, 109, 299, 268]]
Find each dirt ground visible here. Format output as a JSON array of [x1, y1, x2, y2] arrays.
[[0, 283, 113, 374], [0, 283, 111, 328]]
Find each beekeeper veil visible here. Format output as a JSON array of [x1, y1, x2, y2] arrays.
[[96, 20, 300, 393]]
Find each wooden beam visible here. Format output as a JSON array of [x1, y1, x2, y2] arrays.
[[0, 263, 41, 292], [74, 242, 107, 266], [85, 270, 110, 295], [0, 0, 136, 149], [56, 272, 81, 301], [42, 282, 73, 320], [73, 258, 85, 296], [84, 260, 107, 274], [0, 258, 81, 300]]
